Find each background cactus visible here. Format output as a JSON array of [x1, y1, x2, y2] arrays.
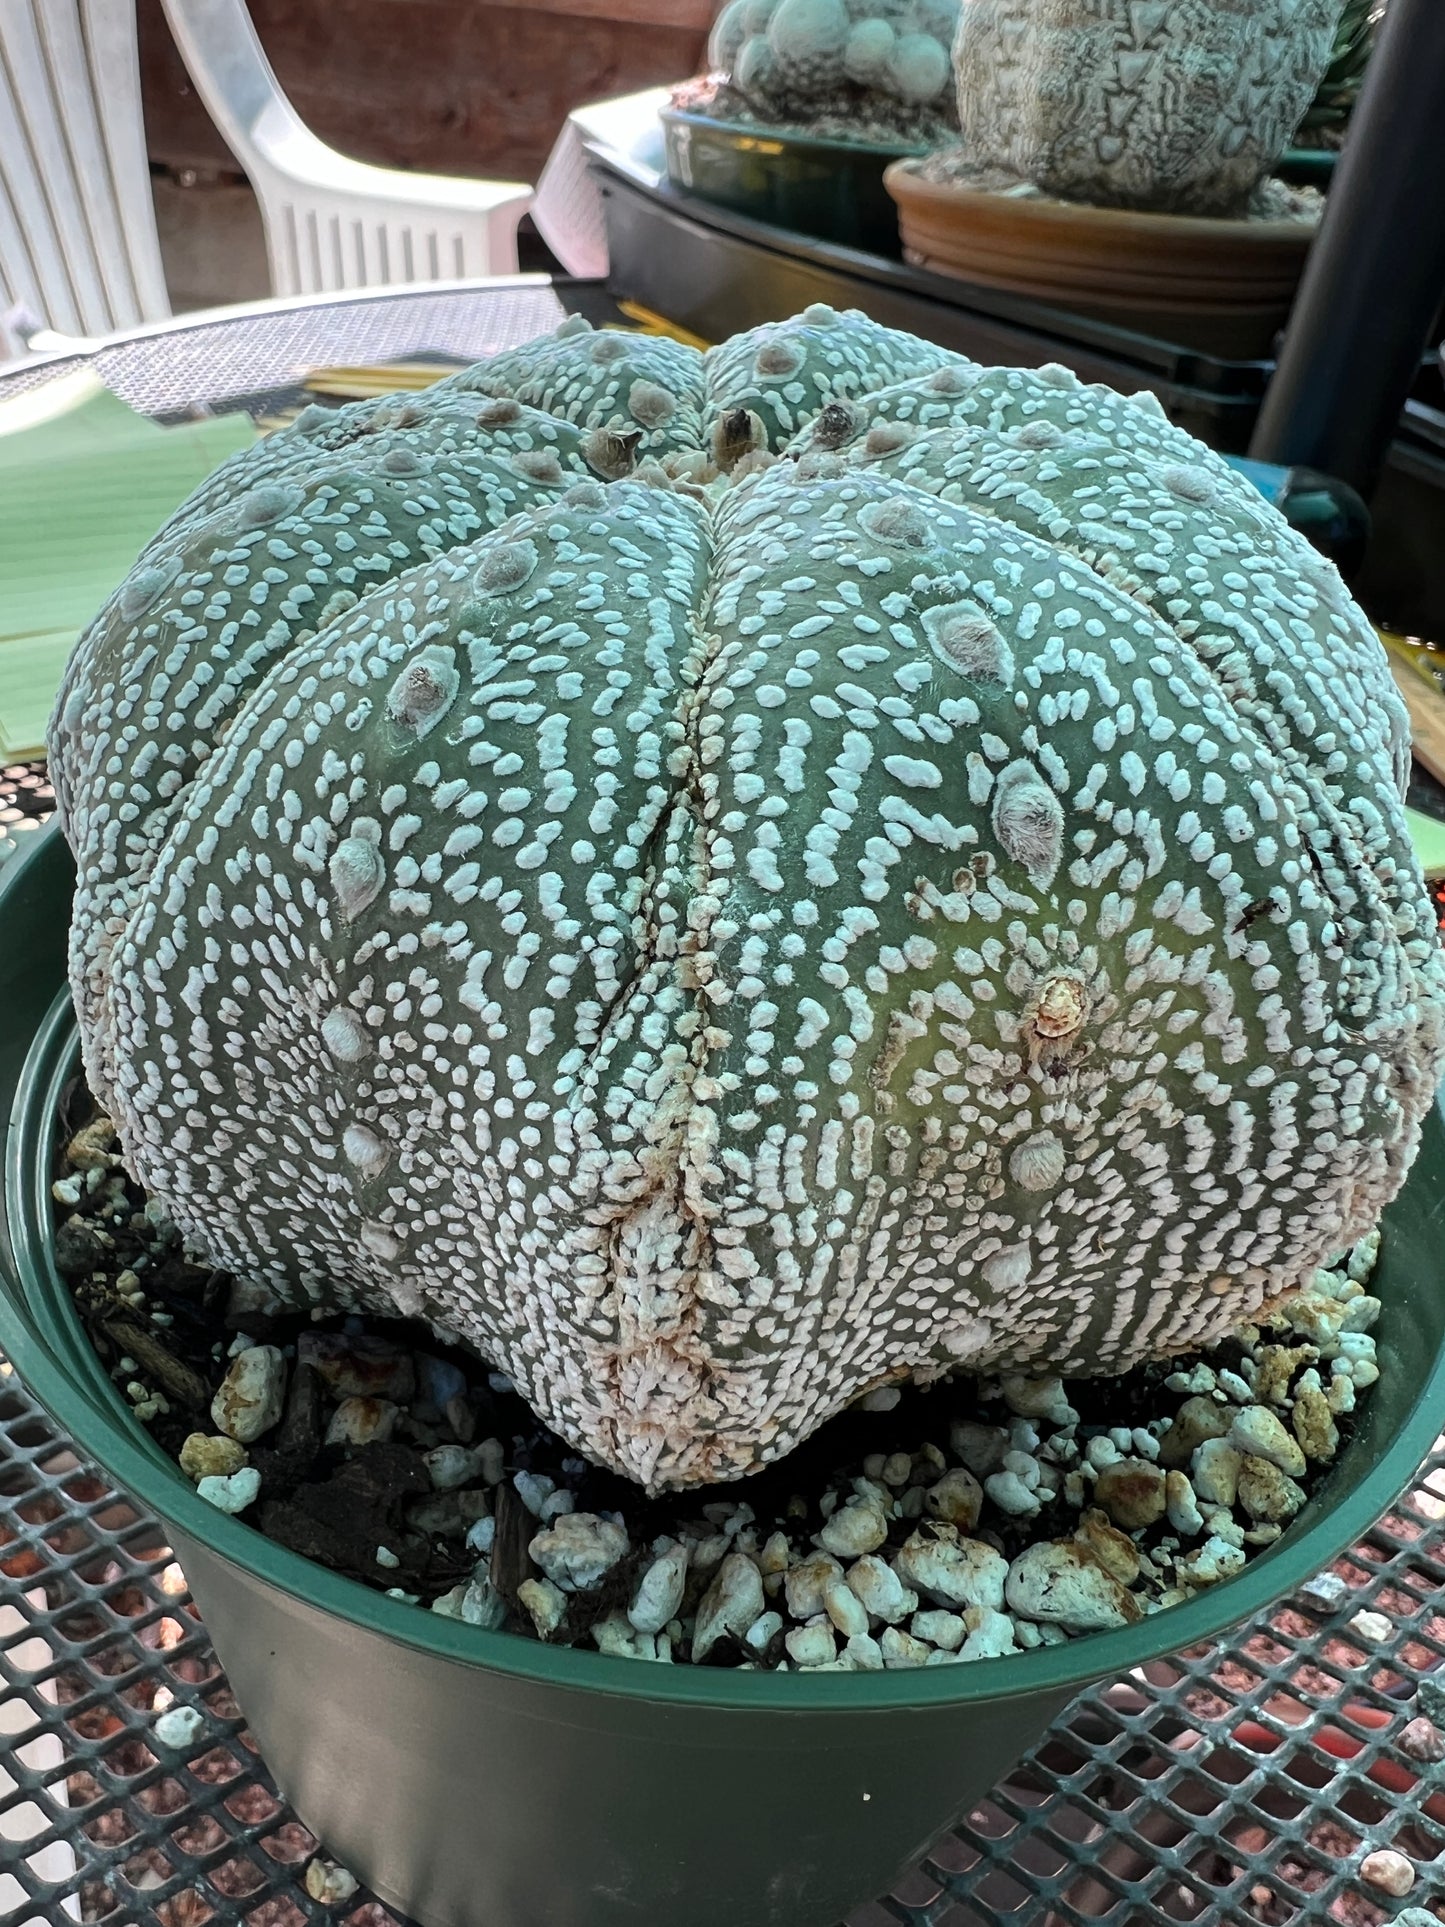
[[702, 0, 961, 139], [950, 0, 1345, 216], [1295, 0, 1384, 149], [51, 308, 1445, 1491]]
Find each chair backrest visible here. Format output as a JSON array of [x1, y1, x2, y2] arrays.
[[156, 0, 319, 188], [0, 0, 170, 336]]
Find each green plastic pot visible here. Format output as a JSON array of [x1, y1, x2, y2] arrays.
[[4, 821, 1445, 1927], [660, 107, 925, 257]]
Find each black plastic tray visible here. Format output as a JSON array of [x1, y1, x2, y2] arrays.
[[589, 155, 1274, 454]]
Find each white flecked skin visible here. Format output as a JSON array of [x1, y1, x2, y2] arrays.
[[951, 0, 1343, 216], [49, 306, 1445, 1490], [708, 0, 960, 127]]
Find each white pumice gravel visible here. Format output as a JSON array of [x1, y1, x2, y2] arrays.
[[196, 1466, 262, 1514], [845, 1554, 917, 1625], [823, 1579, 871, 1638], [1228, 1407, 1307, 1477], [64, 1119, 1387, 1675], [912, 1609, 965, 1652], [304, 1860, 360, 1906], [816, 1497, 890, 1557], [895, 1529, 1009, 1611], [785, 1551, 845, 1619], [528, 1513, 629, 1592], [1004, 1543, 1141, 1631], [152, 1703, 206, 1749], [693, 1553, 766, 1661], [785, 1622, 838, 1668], [629, 1544, 689, 1635]]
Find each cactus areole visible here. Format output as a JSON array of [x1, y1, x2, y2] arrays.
[[50, 308, 1445, 1490]]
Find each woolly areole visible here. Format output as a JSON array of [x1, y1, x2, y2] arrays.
[[50, 306, 1445, 1489]]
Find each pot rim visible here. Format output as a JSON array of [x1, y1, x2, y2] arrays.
[[881, 158, 1318, 242], [661, 105, 930, 161], [4, 820, 1444, 1714]]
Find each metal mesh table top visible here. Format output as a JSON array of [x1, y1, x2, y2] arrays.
[[3, 286, 1445, 1926], [0, 280, 575, 422]]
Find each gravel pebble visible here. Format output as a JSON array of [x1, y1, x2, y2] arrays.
[[844, 1632, 885, 1671], [896, 1528, 1009, 1611], [1000, 1374, 1075, 1424], [152, 1703, 206, 1749], [880, 1628, 932, 1670], [1297, 1570, 1349, 1614], [1347, 1608, 1393, 1644], [592, 1611, 668, 1661], [518, 1576, 568, 1638], [961, 1605, 1019, 1659], [629, 1544, 689, 1634], [950, 1420, 1009, 1476], [786, 1622, 838, 1668], [1005, 1542, 1141, 1631], [816, 1498, 889, 1558], [1093, 1458, 1167, 1531], [304, 1860, 359, 1906], [529, 1513, 629, 1592], [325, 1395, 398, 1446], [912, 1609, 964, 1651], [1164, 1471, 1204, 1537], [1359, 1848, 1415, 1896], [985, 1469, 1042, 1517], [1291, 1382, 1339, 1461], [196, 1466, 261, 1514], [1191, 1438, 1244, 1507], [823, 1578, 870, 1638], [1159, 1397, 1234, 1466], [425, 1444, 486, 1490], [1175, 1536, 1248, 1587], [693, 1553, 766, 1661], [178, 1433, 247, 1482], [1228, 1406, 1307, 1476], [845, 1554, 917, 1624], [1073, 1509, 1140, 1586], [786, 1551, 845, 1619], [745, 1610, 783, 1654], [211, 1345, 286, 1443], [1236, 1456, 1307, 1523], [1398, 1716, 1445, 1763], [926, 1466, 984, 1528]]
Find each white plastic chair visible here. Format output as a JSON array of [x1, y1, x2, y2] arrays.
[[158, 0, 534, 294], [0, 0, 171, 340], [0, 0, 535, 354]]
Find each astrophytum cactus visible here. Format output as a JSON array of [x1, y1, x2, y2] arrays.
[[707, 0, 960, 134], [951, 0, 1344, 216], [50, 306, 1445, 1490]]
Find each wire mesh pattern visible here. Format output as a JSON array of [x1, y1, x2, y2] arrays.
[[0, 282, 571, 419], [3, 773, 1444, 1927], [3, 294, 1444, 1926]]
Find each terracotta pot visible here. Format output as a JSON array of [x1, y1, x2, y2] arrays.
[[884, 160, 1315, 357]]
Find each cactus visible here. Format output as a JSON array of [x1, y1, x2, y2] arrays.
[[950, 0, 1346, 216], [1296, 0, 1383, 149], [701, 0, 961, 138], [51, 308, 1445, 1491]]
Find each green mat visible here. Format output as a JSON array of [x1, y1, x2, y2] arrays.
[[0, 371, 254, 760]]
